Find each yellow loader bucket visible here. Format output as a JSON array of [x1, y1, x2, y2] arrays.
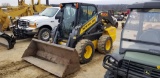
[[22, 39, 80, 77]]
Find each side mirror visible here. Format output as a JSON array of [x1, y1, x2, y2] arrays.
[[34, 12, 39, 15], [55, 15, 61, 19]]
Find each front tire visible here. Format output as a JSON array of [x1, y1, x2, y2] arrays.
[[98, 35, 112, 54], [114, 22, 118, 28], [75, 39, 95, 64], [122, 23, 125, 29], [104, 71, 114, 78], [38, 28, 51, 41]]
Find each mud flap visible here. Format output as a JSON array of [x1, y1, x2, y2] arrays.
[[22, 39, 80, 77], [0, 33, 16, 50]]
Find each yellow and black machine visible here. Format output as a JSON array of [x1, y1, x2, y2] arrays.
[[22, 2, 116, 77], [0, 0, 50, 49], [0, 0, 51, 31]]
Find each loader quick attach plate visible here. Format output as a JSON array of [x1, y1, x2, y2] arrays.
[[22, 39, 80, 77]]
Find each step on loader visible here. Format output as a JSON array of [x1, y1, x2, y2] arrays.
[[22, 2, 116, 77]]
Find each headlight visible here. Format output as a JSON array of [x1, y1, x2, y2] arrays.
[[109, 57, 115, 63], [29, 21, 35, 25], [108, 57, 118, 65], [29, 21, 37, 28]]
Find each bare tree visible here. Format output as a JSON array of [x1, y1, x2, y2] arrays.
[[1, 3, 11, 8]]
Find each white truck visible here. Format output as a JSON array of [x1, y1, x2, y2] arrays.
[[12, 7, 61, 41]]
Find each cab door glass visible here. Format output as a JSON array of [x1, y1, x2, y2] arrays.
[[79, 6, 88, 24], [61, 5, 76, 39], [79, 5, 96, 25], [88, 6, 96, 19]]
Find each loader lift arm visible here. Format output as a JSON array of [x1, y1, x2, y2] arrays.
[[0, 8, 11, 31]]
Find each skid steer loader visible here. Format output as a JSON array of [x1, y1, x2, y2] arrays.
[[22, 2, 116, 77]]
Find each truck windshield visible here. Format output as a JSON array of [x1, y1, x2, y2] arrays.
[[61, 4, 76, 39], [122, 9, 160, 54], [39, 8, 58, 17]]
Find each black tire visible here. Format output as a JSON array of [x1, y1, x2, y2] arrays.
[[104, 71, 114, 78], [38, 28, 51, 41], [122, 23, 125, 29], [114, 22, 118, 28], [98, 35, 112, 54], [75, 39, 95, 64]]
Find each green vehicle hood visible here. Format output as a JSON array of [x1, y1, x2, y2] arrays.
[[124, 51, 160, 67]]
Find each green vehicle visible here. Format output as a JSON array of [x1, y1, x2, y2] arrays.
[[103, 2, 160, 78]]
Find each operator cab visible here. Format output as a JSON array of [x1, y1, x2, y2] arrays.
[[56, 3, 97, 40], [103, 2, 160, 78], [121, 8, 160, 54]]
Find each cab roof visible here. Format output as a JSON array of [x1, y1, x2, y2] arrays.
[[128, 2, 160, 9]]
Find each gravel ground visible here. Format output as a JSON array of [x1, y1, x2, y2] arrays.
[[0, 22, 122, 78]]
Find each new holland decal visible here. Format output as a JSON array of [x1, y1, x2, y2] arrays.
[[80, 16, 97, 35]]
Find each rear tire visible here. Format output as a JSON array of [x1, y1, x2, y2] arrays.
[[75, 39, 95, 64], [38, 28, 51, 41], [98, 35, 112, 54]]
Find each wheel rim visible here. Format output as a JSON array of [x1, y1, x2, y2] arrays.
[[42, 31, 49, 40], [105, 40, 111, 50], [84, 45, 92, 59]]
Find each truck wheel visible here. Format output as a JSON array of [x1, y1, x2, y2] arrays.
[[122, 18, 126, 21], [98, 35, 112, 54], [114, 22, 118, 28], [75, 39, 95, 64], [104, 71, 114, 78], [122, 23, 125, 29], [38, 28, 51, 41]]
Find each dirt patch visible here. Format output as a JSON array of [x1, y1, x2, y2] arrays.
[[0, 61, 31, 78], [0, 60, 57, 78]]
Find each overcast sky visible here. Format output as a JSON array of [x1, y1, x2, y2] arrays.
[[0, 0, 152, 6]]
